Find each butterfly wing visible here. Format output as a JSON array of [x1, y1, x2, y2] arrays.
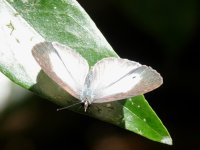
[[89, 58, 163, 103], [32, 42, 89, 99]]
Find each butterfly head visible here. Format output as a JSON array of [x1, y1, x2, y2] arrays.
[[82, 98, 93, 112], [84, 100, 89, 112], [80, 88, 94, 112]]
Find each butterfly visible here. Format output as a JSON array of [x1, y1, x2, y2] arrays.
[[32, 42, 163, 112]]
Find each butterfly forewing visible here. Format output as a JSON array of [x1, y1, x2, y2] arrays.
[[32, 42, 89, 99], [88, 58, 163, 103]]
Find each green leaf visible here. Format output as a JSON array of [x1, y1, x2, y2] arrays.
[[0, 0, 172, 145]]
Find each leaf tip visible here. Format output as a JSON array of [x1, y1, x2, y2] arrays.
[[160, 136, 173, 145]]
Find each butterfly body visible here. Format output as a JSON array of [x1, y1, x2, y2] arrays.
[[80, 74, 94, 111], [32, 42, 163, 112]]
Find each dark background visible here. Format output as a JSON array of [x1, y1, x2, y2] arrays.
[[0, 0, 199, 149]]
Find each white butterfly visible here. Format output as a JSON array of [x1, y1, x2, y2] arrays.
[[32, 42, 163, 112]]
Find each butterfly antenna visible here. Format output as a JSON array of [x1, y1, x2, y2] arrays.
[[57, 101, 83, 111]]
